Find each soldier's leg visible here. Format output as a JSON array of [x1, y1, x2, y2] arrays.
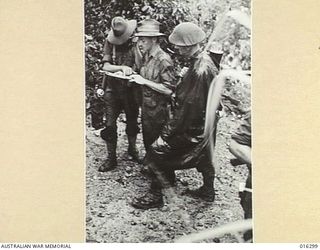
[[142, 106, 168, 152], [99, 92, 121, 172], [131, 156, 182, 210], [141, 117, 153, 152], [90, 98, 105, 130], [148, 142, 215, 201], [239, 167, 252, 241], [186, 121, 219, 202], [123, 91, 142, 163], [187, 155, 216, 202], [140, 106, 169, 174], [130, 161, 167, 209], [140, 108, 156, 177]]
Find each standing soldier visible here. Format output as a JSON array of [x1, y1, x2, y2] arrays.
[[131, 22, 219, 209], [130, 19, 176, 158], [97, 17, 142, 172]]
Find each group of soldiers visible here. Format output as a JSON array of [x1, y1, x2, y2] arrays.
[[93, 15, 251, 229]]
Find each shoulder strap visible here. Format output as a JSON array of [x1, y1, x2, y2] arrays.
[[112, 45, 116, 64]]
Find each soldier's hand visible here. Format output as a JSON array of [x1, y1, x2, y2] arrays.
[[129, 74, 146, 85], [178, 67, 189, 78], [96, 88, 104, 97], [121, 66, 133, 76]]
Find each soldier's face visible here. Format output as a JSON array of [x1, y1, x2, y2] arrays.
[[175, 45, 194, 57], [137, 37, 154, 54]]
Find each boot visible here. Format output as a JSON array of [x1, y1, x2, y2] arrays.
[[128, 135, 143, 164], [98, 141, 117, 172], [131, 180, 164, 209], [187, 174, 215, 202]]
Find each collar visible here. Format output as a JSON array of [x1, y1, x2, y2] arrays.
[[142, 45, 162, 64], [148, 44, 162, 59]]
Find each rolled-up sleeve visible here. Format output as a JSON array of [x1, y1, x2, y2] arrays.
[[102, 40, 112, 63], [159, 58, 176, 91], [231, 113, 251, 147]]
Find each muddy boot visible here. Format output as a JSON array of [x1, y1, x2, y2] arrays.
[[187, 175, 215, 202], [128, 136, 143, 164], [131, 181, 164, 209], [98, 141, 117, 172]]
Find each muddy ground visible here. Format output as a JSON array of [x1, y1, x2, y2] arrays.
[[86, 104, 250, 243]]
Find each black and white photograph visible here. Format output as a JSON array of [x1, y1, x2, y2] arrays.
[[85, 0, 252, 243]]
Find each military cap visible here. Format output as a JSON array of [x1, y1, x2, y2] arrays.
[[134, 19, 165, 37], [169, 22, 206, 46], [107, 17, 137, 45]]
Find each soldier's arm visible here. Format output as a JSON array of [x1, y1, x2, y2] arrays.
[[129, 75, 172, 95], [229, 112, 251, 165], [158, 58, 177, 94], [229, 140, 251, 165], [101, 40, 133, 75], [130, 58, 175, 96], [97, 41, 112, 93], [102, 63, 133, 75], [143, 78, 173, 96]]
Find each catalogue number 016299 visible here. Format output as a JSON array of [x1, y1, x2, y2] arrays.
[[300, 244, 319, 248]]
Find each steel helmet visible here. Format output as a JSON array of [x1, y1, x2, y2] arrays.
[[169, 22, 206, 46]]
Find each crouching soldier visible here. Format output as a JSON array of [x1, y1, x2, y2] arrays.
[[97, 17, 142, 172], [229, 112, 252, 241], [130, 23, 219, 209]]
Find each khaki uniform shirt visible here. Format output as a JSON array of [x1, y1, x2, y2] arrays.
[[140, 46, 175, 109]]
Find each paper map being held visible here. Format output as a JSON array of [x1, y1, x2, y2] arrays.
[[100, 70, 132, 80], [100, 70, 145, 85]]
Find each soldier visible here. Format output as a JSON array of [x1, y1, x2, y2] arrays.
[[209, 41, 224, 70], [229, 111, 252, 241], [97, 17, 142, 172], [131, 22, 219, 209], [130, 19, 176, 158]]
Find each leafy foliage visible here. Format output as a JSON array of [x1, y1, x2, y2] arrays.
[[85, 0, 251, 87], [85, 0, 194, 87]]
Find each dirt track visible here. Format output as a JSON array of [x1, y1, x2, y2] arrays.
[[86, 111, 249, 243]]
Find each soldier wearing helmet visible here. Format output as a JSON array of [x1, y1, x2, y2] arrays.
[[131, 22, 219, 209], [97, 17, 142, 172], [130, 19, 176, 159]]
